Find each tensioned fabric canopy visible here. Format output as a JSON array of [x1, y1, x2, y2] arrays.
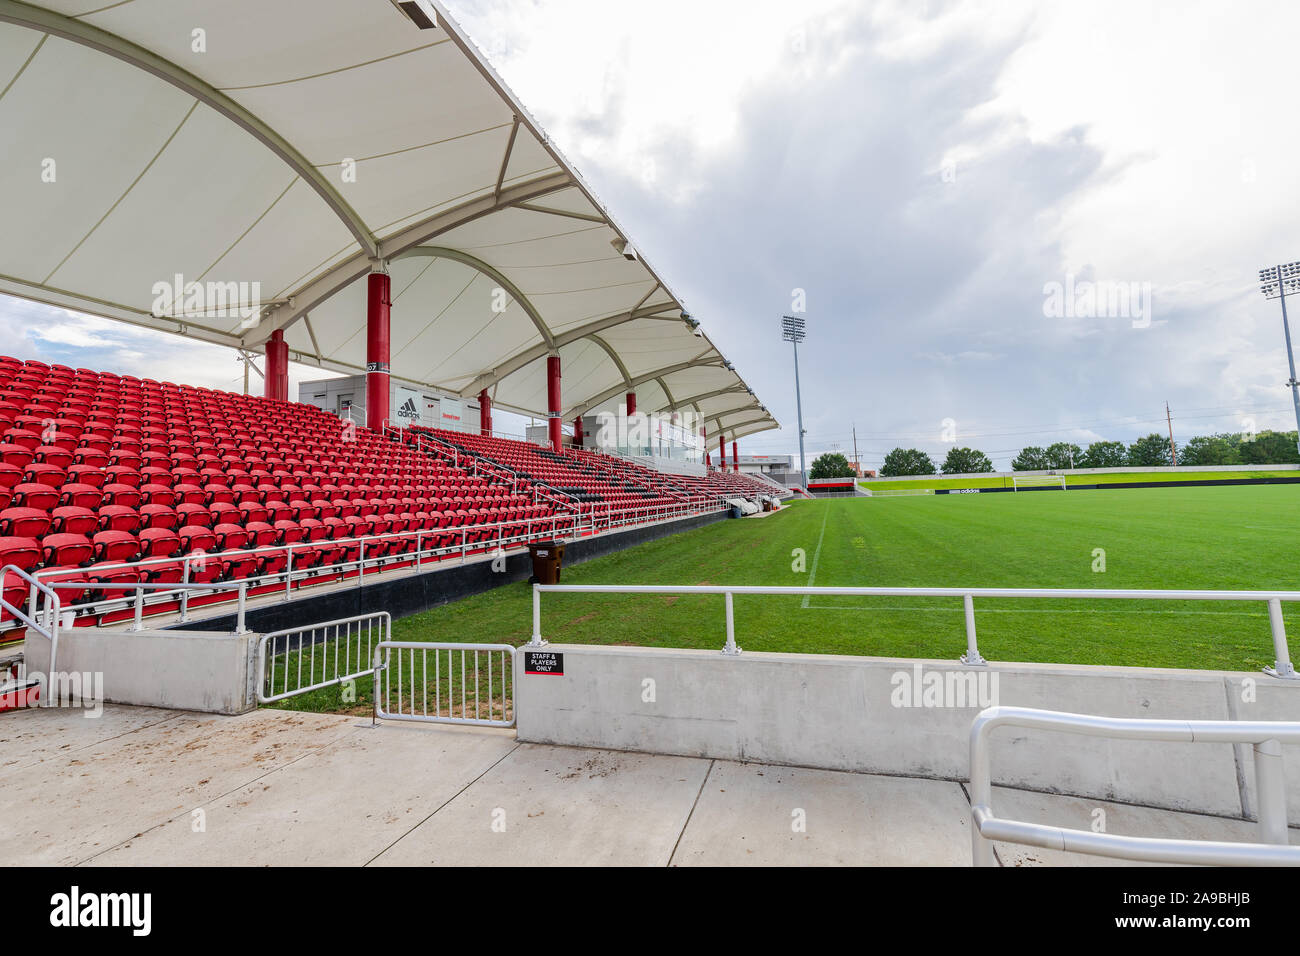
[[0, 0, 777, 444]]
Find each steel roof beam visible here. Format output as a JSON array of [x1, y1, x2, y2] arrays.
[[0, 0, 378, 259]]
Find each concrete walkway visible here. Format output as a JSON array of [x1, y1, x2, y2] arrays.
[[0, 705, 1289, 866]]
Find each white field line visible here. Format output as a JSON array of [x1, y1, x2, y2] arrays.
[[801, 504, 832, 609]]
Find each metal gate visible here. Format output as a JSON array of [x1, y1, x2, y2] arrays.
[[256, 612, 390, 703], [373, 641, 516, 728]]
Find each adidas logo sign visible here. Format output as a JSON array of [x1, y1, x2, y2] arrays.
[[398, 397, 418, 418]]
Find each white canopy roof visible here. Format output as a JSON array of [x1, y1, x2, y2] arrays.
[[0, 0, 777, 443]]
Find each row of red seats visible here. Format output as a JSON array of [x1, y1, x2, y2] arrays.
[[0, 358, 564, 626]]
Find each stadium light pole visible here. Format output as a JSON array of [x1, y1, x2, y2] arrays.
[[1259, 262, 1300, 456], [782, 315, 808, 489]]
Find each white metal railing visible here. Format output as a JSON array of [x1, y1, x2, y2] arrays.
[[1, 564, 61, 704], [969, 706, 1300, 866], [528, 584, 1300, 677], [22, 513, 582, 629], [256, 612, 389, 703], [372, 641, 515, 727], [8, 501, 727, 635], [41, 577, 259, 633]]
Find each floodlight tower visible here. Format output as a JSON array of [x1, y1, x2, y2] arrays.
[[1259, 262, 1300, 456], [782, 315, 808, 489]]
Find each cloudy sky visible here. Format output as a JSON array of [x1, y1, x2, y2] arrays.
[[4, 0, 1299, 470]]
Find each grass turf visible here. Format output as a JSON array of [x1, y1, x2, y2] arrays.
[[271, 486, 1300, 713]]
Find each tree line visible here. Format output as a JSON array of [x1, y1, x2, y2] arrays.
[[872, 430, 1300, 477]]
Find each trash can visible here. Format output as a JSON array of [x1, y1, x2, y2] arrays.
[[529, 540, 566, 584], [730, 504, 743, 519], [762, 498, 773, 512]]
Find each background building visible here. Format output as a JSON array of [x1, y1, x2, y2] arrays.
[[299, 375, 480, 433]]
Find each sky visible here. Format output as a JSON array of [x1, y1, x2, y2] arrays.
[[4, 0, 1300, 471]]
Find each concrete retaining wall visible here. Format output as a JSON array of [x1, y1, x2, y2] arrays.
[[25, 627, 259, 715], [515, 645, 1300, 823]]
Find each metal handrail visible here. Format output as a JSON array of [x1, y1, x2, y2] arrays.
[[15, 501, 720, 633], [42, 577, 258, 633], [528, 583, 1300, 676], [395, 423, 585, 513], [1, 563, 62, 703], [28, 515, 580, 626], [409, 425, 589, 508], [969, 706, 1300, 866]]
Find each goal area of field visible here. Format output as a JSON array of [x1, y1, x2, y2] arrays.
[[1011, 474, 1067, 490]]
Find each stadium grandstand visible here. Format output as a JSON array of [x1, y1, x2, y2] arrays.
[[0, 0, 1297, 887], [0, 0, 789, 643]]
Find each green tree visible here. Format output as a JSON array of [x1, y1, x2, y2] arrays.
[[809, 452, 854, 479], [1080, 440, 1127, 468], [880, 447, 936, 476], [1239, 430, 1300, 465], [1044, 442, 1082, 470], [1127, 433, 1173, 466], [941, 447, 993, 474], [1178, 434, 1241, 466], [1011, 446, 1050, 471]]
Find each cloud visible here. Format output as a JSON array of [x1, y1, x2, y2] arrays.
[[2, 0, 1298, 474], [450, 0, 1300, 470]]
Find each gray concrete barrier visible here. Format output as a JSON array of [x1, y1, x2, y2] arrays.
[[515, 645, 1300, 823], [25, 627, 260, 715]]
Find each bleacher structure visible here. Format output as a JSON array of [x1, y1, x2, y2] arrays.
[[0, 356, 787, 643]]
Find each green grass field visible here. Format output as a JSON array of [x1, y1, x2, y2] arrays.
[[859, 470, 1297, 490], [273, 485, 1300, 714]]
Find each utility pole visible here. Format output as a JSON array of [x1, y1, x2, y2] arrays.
[[852, 425, 860, 476], [1165, 401, 1178, 465], [236, 349, 263, 396]]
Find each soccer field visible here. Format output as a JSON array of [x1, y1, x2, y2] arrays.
[[273, 486, 1300, 713]]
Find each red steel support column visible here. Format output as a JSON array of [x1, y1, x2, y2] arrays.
[[733, 441, 739, 472], [626, 392, 636, 417], [366, 270, 391, 432], [547, 354, 562, 452], [265, 329, 288, 402], [572, 415, 583, 447], [479, 388, 492, 436], [719, 436, 727, 470]]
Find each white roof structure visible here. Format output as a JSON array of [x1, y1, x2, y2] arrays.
[[0, 0, 778, 444]]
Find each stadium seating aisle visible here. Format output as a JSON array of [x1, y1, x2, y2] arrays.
[[411, 426, 783, 510], [0, 357, 560, 633], [413, 426, 703, 522]]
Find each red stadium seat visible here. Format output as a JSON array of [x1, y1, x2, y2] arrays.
[[50, 506, 98, 536], [92, 530, 140, 563], [0, 535, 41, 572], [0, 507, 51, 539], [40, 533, 93, 568]]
